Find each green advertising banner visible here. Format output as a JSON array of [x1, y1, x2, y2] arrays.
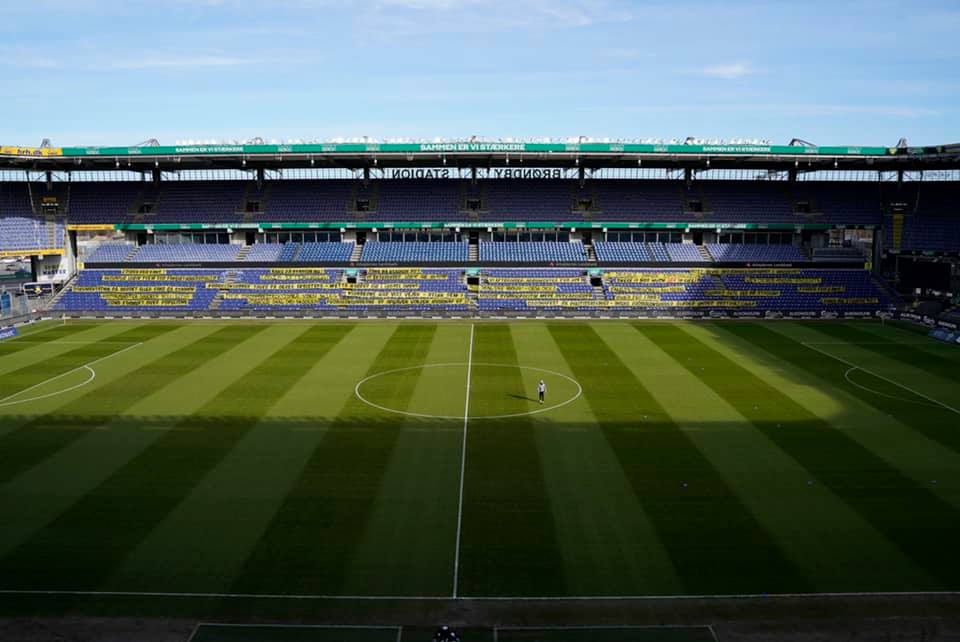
[[112, 221, 862, 232], [43, 142, 893, 158]]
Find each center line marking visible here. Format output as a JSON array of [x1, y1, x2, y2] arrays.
[[453, 323, 474, 598]]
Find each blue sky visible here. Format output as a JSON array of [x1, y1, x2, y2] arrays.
[[2, 0, 958, 147]]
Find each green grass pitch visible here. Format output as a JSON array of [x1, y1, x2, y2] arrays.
[[0, 318, 959, 611]]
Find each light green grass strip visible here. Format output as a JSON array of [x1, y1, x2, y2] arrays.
[[511, 322, 683, 596], [613, 322, 935, 592]]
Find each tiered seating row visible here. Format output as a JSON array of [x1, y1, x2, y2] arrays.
[[56, 268, 896, 315]]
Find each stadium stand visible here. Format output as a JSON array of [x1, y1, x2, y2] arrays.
[[242, 243, 284, 262], [128, 244, 242, 263], [292, 242, 355, 262], [0, 217, 65, 253], [479, 241, 586, 263], [360, 242, 468, 263], [55, 267, 896, 316], [68, 182, 142, 222], [706, 243, 806, 262], [82, 242, 136, 263]]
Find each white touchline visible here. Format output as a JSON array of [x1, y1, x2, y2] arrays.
[[801, 341, 960, 416], [453, 323, 474, 599], [0, 342, 143, 408]]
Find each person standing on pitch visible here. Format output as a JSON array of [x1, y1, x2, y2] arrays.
[[538, 379, 546, 404]]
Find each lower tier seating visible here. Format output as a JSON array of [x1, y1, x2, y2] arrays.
[[56, 268, 897, 315]]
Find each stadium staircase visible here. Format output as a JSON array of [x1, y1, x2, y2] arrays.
[[240, 182, 270, 223], [891, 211, 904, 250], [208, 270, 239, 311], [697, 245, 712, 261], [682, 182, 712, 220], [349, 243, 363, 262], [45, 274, 76, 311], [123, 245, 139, 261], [792, 185, 823, 220], [236, 245, 251, 261], [129, 183, 160, 223], [468, 244, 479, 262], [585, 244, 598, 264]]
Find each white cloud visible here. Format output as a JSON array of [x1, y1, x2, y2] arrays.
[[701, 62, 755, 80]]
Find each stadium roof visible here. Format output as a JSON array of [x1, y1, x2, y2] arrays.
[[2, 140, 959, 173]]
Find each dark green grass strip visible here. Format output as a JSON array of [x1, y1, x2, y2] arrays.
[[497, 627, 715, 642], [548, 324, 809, 595], [192, 625, 400, 642], [230, 325, 438, 595], [0, 323, 100, 356], [459, 325, 567, 597], [803, 323, 960, 382], [0, 325, 353, 590], [0, 326, 266, 486], [0, 324, 178, 400], [710, 323, 960, 586]]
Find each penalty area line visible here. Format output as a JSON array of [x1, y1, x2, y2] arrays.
[[0, 342, 143, 408], [801, 341, 960, 416]]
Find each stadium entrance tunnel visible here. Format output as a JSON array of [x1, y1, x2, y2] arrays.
[[355, 363, 582, 420]]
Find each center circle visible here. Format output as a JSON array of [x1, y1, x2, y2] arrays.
[[354, 363, 582, 420]]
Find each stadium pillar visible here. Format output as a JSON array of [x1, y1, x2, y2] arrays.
[[788, 168, 797, 183], [578, 166, 585, 188], [684, 168, 692, 184], [363, 166, 370, 187], [257, 168, 265, 190], [152, 168, 161, 184], [471, 167, 477, 185], [45, 171, 52, 190]]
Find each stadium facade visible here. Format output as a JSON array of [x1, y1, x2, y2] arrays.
[[1, 139, 958, 325]]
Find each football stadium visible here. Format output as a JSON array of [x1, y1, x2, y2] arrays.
[[0, 138, 959, 641]]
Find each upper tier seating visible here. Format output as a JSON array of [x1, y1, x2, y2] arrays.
[[69, 182, 143, 222], [479, 241, 586, 263]]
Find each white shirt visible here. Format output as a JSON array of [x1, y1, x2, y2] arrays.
[[538, 382, 546, 393]]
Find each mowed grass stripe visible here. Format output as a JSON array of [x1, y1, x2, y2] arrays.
[[711, 322, 960, 586], [512, 323, 683, 596], [732, 322, 960, 457], [635, 324, 942, 591], [0, 322, 102, 359], [459, 325, 567, 597], [803, 322, 960, 384], [106, 325, 390, 593], [0, 325, 256, 486], [230, 324, 438, 595], [851, 321, 960, 364], [549, 324, 809, 595], [345, 325, 466, 596], [599, 324, 935, 593], [0, 325, 269, 562], [0, 324, 178, 400], [0, 324, 351, 590]]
